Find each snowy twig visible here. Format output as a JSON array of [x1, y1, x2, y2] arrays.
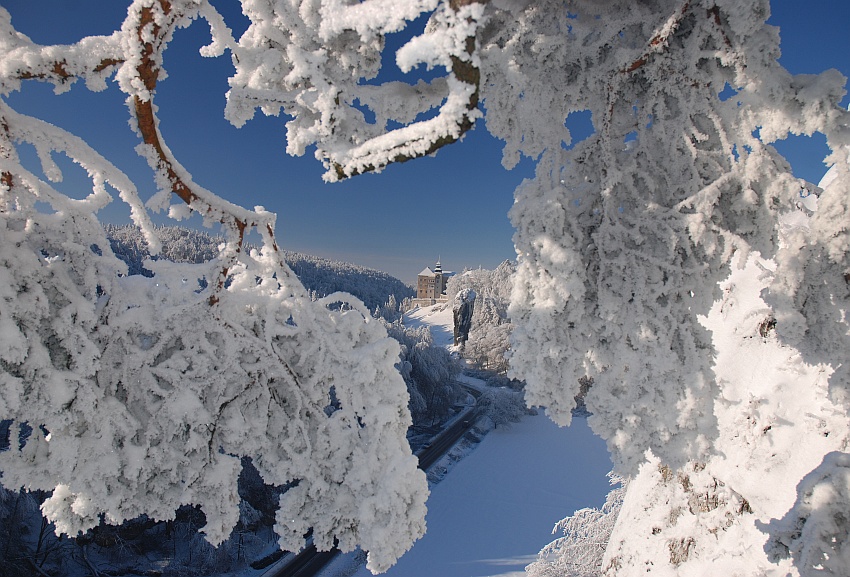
[[124, 0, 286, 304], [327, 0, 488, 181]]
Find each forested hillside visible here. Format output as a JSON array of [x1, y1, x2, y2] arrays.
[[105, 224, 414, 311]]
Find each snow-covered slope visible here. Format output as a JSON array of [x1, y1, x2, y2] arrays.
[[403, 303, 456, 348]]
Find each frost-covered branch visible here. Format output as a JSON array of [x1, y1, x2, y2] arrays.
[[121, 0, 268, 303], [228, 0, 488, 182], [0, 2, 430, 573], [0, 6, 123, 94], [325, 0, 487, 180]]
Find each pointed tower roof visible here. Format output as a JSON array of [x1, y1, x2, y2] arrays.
[[434, 258, 442, 275]]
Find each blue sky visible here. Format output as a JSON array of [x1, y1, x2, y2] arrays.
[[3, 1, 848, 284]]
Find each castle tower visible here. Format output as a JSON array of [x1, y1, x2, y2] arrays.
[[434, 258, 445, 296], [415, 258, 453, 304]]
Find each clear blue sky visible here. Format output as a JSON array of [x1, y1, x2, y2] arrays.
[[3, 1, 848, 284]]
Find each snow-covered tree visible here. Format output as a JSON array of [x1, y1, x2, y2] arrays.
[[475, 386, 526, 429], [446, 260, 515, 372], [383, 321, 463, 426], [527, 474, 626, 577], [0, 2, 427, 573], [491, 1, 847, 572], [2, 0, 849, 575]]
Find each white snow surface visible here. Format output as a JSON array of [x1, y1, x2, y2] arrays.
[[346, 415, 611, 577], [403, 303, 456, 348]]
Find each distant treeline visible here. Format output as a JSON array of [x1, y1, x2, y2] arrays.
[[104, 224, 414, 311]]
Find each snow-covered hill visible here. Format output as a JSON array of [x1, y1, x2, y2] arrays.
[[105, 225, 414, 311], [403, 303, 455, 348]]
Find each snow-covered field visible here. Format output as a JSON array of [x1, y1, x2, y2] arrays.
[[320, 303, 613, 577], [348, 414, 611, 577]]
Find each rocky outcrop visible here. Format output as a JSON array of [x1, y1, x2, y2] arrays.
[[453, 289, 476, 346]]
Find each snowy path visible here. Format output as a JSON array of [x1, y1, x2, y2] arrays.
[[348, 412, 612, 577]]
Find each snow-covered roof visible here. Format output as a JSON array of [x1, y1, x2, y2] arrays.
[[418, 267, 435, 277]]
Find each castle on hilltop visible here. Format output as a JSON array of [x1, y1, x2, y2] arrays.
[[413, 259, 454, 306]]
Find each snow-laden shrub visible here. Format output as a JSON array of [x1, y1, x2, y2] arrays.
[[476, 386, 527, 429], [527, 475, 625, 577]]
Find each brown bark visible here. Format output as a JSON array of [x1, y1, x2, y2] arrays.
[[128, 0, 254, 305], [331, 1, 489, 180]]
